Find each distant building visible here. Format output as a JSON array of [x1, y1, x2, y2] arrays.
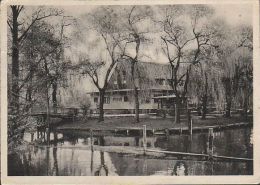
[[88, 60, 183, 114]]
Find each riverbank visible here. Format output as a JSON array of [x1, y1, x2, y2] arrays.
[[57, 115, 252, 131]]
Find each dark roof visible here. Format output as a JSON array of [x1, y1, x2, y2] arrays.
[[106, 60, 188, 91], [116, 60, 172, 79]]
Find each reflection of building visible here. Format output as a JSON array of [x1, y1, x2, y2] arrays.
[[89, 61, 178, 114], [172, 161, 188, 176]]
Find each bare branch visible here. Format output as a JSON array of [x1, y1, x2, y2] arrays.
[[18, 9, 63, 42], [7, 20, 13, 32]]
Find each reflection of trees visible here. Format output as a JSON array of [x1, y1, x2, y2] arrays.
[[22, 153, 30, 174], [172, 161, 188, 176], [94, 136, 109, 176], [243, 128, 253, 174], [142, 157, 147, 175], [210, 161, 214, 175], [52, 131, 59, 175], [90, 150, 94, 174], [94, 151, 109, 176], [46, 147, 50, 175]]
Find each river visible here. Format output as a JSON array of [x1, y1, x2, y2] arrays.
[[8, 126, 253, 176]]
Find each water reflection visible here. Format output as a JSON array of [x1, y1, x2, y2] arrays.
[[9, 127, 253, 176]]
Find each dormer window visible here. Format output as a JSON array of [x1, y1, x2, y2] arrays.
[[155, 78, 164, 85], [167, 79, 172, 85]]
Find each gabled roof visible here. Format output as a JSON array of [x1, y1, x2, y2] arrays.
[[106, 60, 171, 90], [106, 59, 188, 91], [137, 61, 172, 79]]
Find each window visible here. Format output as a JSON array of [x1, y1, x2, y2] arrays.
[[113, 97, 122, 102], [104, 97, 110, 104], [154, 93, 162, 97], [124, 96, 128, 102], [94, 97, 98, 103]]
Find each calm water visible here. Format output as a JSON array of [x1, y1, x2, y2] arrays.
[[8, 127, 253, 176]]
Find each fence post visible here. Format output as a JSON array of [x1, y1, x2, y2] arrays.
[[143, 125, 147, 155], [90, 129, 94, 152], [208, 128, 214, 159], [187, 109, 192, 136]]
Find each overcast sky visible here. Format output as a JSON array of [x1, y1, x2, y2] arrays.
[[23, 4, 251, 93], [57, 4, 253, 91], [61, 4, 252, 26]]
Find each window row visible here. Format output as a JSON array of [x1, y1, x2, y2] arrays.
[[93, 96, 129, 104]]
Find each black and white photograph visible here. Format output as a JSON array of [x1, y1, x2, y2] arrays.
[[1, 0, 259, 183]]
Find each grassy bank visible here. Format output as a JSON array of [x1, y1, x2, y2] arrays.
[[57, 115, 252, 131]]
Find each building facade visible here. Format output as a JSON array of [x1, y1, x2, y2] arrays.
[[88, 61, 178, 114]]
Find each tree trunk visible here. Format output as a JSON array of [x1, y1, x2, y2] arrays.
[[225, 97, 232, 118], [11, 7, 20, 115], [202, 73, 208, 120], [131, 61, 139, 123], [222, 77, 232, 118], [201, 95, 207, 119], [134, 87, 139, 123], [174, 97, 181, 124], [26, 64, 34, 104], [98, 89, 105, 122], [52, 81, 58, 113], [46, 84, 50, 128], [26, 85, 32, 102], [243, 86, 248, 118]]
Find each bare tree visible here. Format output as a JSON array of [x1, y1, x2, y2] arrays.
[[8, 19, 64, 147], [7, 6, 63, 116], [51, 16, 74, 113], [159, 5, 216, 123], [76, 7, 125, 122], [119, 6, 152, 123]]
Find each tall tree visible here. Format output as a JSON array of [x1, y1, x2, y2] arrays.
[[119, 6, 152, 123], [189, 49, 220, 119], [7, 6, 65, 148], [51, 16, 74, 113], [7, 6, 63, 115], [216, 25, 252, 118], [159, 5, 216, 123], [76, 7, 125, 122]]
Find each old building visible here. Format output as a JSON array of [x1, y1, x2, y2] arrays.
[[88, 60, 180, 114]]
